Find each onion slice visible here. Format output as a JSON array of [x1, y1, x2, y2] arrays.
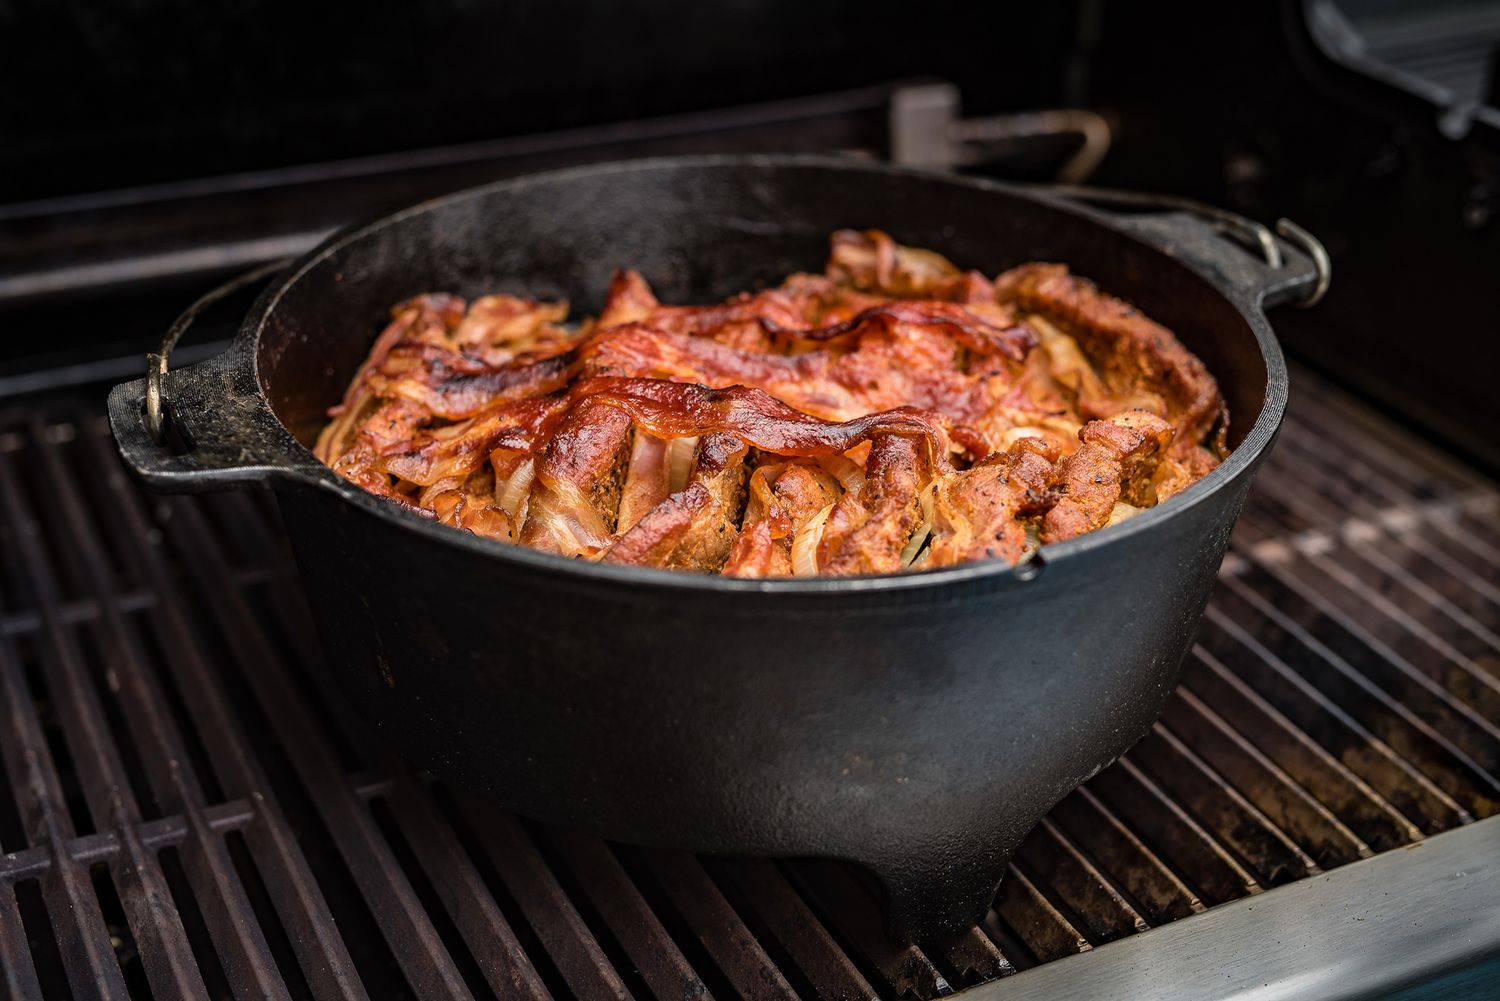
[[818, 454, 866, 494], [744, 462, 787, 525], [791, 503, 835, 577], [497, 458, 535, 518], [665, 436, 699, 492]]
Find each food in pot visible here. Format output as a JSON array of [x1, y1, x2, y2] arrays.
[[315, 231, 1227, 575]]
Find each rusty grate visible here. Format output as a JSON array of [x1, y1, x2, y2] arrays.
[[1, 367, 1498, 1000]]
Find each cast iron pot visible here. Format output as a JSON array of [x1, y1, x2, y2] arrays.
[[108, 156, 1326, 941]]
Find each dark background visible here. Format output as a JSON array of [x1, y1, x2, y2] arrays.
[[0, 0, 1073, 201], [1, 0, 1497, 468]]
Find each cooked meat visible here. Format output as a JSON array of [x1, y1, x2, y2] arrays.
[[994, 263, 1227, 457], [519, 401, 634, 557], [1042, 412, 1175, 543], [722, 461, 842, 578], [927, 439, 1057, 567], [317, 232, 1228, 574], [819, 435, 928, 576], [604, 433, 748, 570]]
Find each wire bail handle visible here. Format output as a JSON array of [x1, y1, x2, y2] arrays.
[[144, 259, 289, 445], [1042, 185, 1330, 308]]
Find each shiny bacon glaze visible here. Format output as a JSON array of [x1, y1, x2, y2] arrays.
[[314, 231, 1227, 575]]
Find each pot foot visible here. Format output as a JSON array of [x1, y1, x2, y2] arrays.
[[868, 854, 1009, 943]]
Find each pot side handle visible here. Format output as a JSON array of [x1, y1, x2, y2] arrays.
[[107, 261, 327, 494], [1043, 185, 1331, 311]]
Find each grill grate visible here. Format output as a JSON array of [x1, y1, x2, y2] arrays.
[[2, 367, 1498, 1000]]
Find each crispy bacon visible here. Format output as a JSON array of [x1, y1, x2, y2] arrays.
[[366, 347, 576, 419], [318, 232, 1228, 574], [609, 295, 1036, 359], [376, 396, 570, 486], [580, 325, 987, 425], [574, 377, 965, 462]]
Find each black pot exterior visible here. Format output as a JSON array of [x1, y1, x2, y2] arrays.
[[278, 461, 1252, 939], [108, 156, 1313, 940]]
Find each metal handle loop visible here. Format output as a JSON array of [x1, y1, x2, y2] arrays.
[[1273, 218, 1332, 308], [1040, 185, 1330, 307], [144, 258, 290, 445]]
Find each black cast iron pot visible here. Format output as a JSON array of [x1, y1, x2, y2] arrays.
[[108, 156, 1326, 941]]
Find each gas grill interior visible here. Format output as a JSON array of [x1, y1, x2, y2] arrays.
[[4, 1, 1500, 995]]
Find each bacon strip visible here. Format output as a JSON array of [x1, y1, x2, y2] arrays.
[[376, 396, 570, 486], [622, 298, 1036, 360], [574, 377, 965, 462], [580, 324, 1007, 432], [365, 347, 575, 419]]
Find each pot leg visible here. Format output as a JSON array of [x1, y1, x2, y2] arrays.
[[865, 851, 1011, 942]]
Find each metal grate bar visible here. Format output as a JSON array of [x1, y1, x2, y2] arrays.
[[1212, 577, 1500, 815], [714, 859, 883, 1000], [1255, 534, 1500, 726], [0, 802, 255, 883], [1044, 786, 1202, 924], [546, 829, 712, 1000], [0, 880, 42, 1000], [989, 864, 1087, 964], [937, 921, 1016, 984], [784, 861, 948, 998], [26, 422, 297, 1001], [0, 637, 130, 1001], [635, 848, 799, 1000], [1132, 723, 1318, 886], [1158, 688, 1371, 866], [74, 426, 372, 1001], [379, 768, 552, 999], [1085, 757, 1257, 905], [1011, 818, 1147, 945], [1437, 507, 1500, 575], [0, 564, 279, 639], [0, 450, 210, 999], [1181, 648, 1424, 849], [1198, 605, 1473, 828], [158, 496, 480, 1000], [1247, 440, 1500, 719], [1262, 429, 1500, 661], [1, 590, 153, 637], [455, 801, 634, 1001], [1289, 382, 1492, 494]]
